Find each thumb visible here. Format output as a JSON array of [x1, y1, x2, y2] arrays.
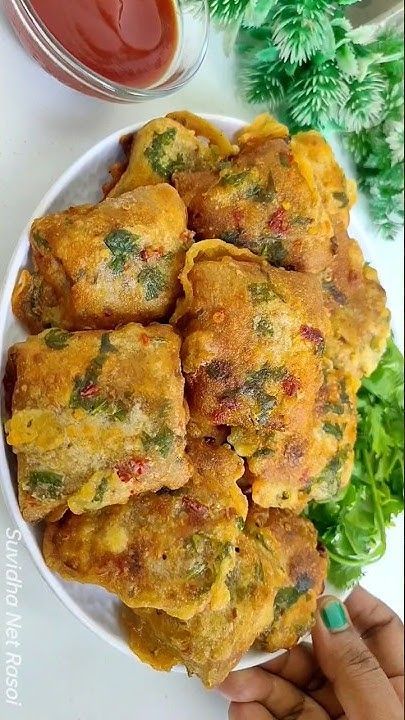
[[312, 595, 402, 720]]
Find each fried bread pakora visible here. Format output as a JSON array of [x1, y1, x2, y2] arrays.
[[248, 506, 327, 653], [293, 131, 390, 378], [309, 360, 357, 502], [321, 227, 390, 380], [174, 114, 334, 274], [5, 324, 189, 521], [43, 440, 247, 620], [121, 532, 283, 686], [12, 185, 192, 332], [293, 130, 357, 231], [121, 506, 327, 686], [172, 240, 331, 511], [107, 113, 238, 198]]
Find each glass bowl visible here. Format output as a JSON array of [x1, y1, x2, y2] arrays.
[[4, 0, 210, 101]]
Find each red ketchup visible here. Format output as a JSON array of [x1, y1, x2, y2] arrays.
[[30, 0, 178, 88]]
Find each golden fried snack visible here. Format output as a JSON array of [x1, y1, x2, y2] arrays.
[[309, 361, 357, 502], [293, 130, 357, 231], [12, 185, 192, 332], [121, 532, 283, 686], [5, 324, 189, 521], [43, 440, 247, 620], [121, 507, 327, 686], [321, 227, 390, 379], [107, 113, 237, 197], [121, 607, 179, 672], [292, 132, 389, 378], [174, 114, 334, 274], [249, 506, 327, 653], [172, 240, 331, 511]]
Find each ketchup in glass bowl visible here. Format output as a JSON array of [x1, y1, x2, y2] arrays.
[[5, 0, 209, 101]]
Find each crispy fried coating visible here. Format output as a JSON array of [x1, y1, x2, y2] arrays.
[[12, 185, 192, 332], [172, 240, 332, 511], [121, 532, 282, 686], [249, 507, 327, 653], [5, 324, 189, 521], [121, 507, 327, 686], [293, 130, 357, 231], [43, 440, 247, 620], [169, 112, 389, 381], [321, 227, 390, 379], [107, 113, 237, 198], [293, 131, 389, 378], [309, 361, 357, 503], [174, 114, 334, 274]]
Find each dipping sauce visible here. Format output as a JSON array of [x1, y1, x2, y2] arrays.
[[29, 0, 179, 88]]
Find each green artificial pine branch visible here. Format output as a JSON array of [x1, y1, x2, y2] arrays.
[[211, 1, 404, 240], [386, 120, 404, 164], [288, 58, 349, 128], [271, 0, 334, 64], [339, 70, 387, 132], [242, 59, 287, 104], [206, 0, 252, 23]]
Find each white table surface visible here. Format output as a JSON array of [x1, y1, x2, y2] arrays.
[[0, 5, 403, 718]]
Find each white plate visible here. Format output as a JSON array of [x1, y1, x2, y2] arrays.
[[0, 114, 351, 673]]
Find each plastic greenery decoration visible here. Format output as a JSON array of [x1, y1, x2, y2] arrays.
[[206, 0, 404, 240]]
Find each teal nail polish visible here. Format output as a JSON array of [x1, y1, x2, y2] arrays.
[[321, 601, 349, 633]]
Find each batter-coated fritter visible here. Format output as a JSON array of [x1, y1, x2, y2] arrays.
[[249, 506, 327, 653], [121, 507, 327, 686], [5, 324, 189, 521], [12, 185, 192, 332], [293, 131, 389, 378], [293, 130, 357, 231], [121, 532, 283, 686], [174, 114, 333, 274], [321, 227, 390, 379], [107, 113, 237, 198], [43, 441, 247, 620], [173, 240, 331, 511], [309, 361, 357, 503]]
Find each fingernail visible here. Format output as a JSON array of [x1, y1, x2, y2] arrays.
[[321, 600, 350, 633]]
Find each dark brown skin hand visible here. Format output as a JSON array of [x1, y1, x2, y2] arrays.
[[219, 586, 404, 719]]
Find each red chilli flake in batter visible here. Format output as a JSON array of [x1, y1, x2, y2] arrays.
[[182, 496, 209, 519], [300, 325, 325, 355], [79, 383, 99, 398], [115, 457, 148, 482], [267, 207, 289, 236], [141, 246, 164, 262], [282, 374, 301, 397], [140, 332, 151, 346]]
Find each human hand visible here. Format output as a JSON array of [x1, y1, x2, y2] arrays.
[[219, 586, 404, 719]]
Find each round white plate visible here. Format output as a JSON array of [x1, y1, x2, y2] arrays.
[[0, 114, 351, 672]]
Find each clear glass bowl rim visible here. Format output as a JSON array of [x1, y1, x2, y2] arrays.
[[8, 0, 210, 100]]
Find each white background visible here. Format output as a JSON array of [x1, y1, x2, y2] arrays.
[[0, 4, 403, 718]]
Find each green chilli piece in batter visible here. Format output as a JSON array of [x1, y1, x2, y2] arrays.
[[142, 425, 175, 458], [44, 328, 70, 350], [28, 470, 63, 500]]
